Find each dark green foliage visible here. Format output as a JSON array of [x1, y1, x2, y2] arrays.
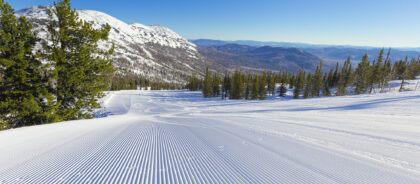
[[293, 69, 305, 99], [222, 74, 231, 99], [203, 67, 212, 97], [0, 0, 59, 127], [212, 73, 221, 96], [303, 72, 312, 99], [380, 48, 392, 91], [267, 72, 276, 96], [322, 73, 331, 96], [251, 75, 260, 100], [278, 83, 287, 97], [259, 71, 267, 99], [336, 57, 353, 96], [187, 73, 201, 91], [111, 74, 181, 91], [369, 49, 384, 93], [311, 62, 323, 97], [332, 62, 340, 87], [245, 74, 251, 99], [289, 73, 295, 89], [398, 57, 408, 92], [45, 0, 115, 120], [230, 70, 244, 99], [354, 54, 371, 94]]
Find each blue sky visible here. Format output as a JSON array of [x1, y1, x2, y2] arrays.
[[9, 0, 420, 48]]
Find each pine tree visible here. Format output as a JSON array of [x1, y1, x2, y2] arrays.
[[293, 69, 305, 99], [245, 74, 251, 99], [289, 73, 295, 89], [369, 49, 384, 93], [222, 74, 231, 99], [268, 72, 276, 96], [203, 67, 212, 97], [278, 82, 287, 97], [303, 72, 312, 99], [251, 75, 260, 100], [354, 54, 371, 94], [322, 73, 331, 96], [398, 57, 408, 92], [0, 0, 59, 127], [312, 62, 323, 97], [259, 71, 267, 99], [212, 73, 220, 96], [332, 62, 340, 87], [381, 48, 392, 92], [187, 73, 200, 91], [45, 0, 115, 120], [336, 57, 353, 96], [230, 70, 244, 99]]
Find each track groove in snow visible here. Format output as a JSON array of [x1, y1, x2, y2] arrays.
[[1, 90, 420, 183]]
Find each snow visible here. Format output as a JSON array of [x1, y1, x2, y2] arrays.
[[1, 83, 420, 183], [14, 6, 201, 84], [15, 6, 196, 51]]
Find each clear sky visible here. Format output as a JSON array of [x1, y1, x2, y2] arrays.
[[8, 0, 420, 48]]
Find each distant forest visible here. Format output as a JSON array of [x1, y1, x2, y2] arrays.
[[188, 49, 420, 100]]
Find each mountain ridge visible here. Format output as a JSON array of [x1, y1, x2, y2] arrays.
[[15, 6, 225, 84], [193, 39, 420, 63]]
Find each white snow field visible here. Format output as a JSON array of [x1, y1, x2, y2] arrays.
[[1, 87, 420, 183]]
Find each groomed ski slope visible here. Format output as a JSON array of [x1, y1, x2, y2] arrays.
[[1, 87, 420, 183]]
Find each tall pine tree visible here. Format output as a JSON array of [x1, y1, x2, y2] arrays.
[[0, 0, 58, 127], [45, 0, 115, 120]]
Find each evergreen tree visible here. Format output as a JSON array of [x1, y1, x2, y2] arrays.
[[251, 76, 260, 100], [230, 70, 244, 99], [0, 0, 58, 127], [278, 82, 287, 97], [259, 71, 267, 99], [212, 73, 220, 96], [322, 73, 331, 96], [381, 48, 392, 91], [312, 62, 323, 97], [354, 54, 371, 94], [45, 0, 115, 120], [293, 69, 305, 99], [222, 74, 231, 99], [332, 62, 340, 87], [327, 69, 334, 87], [398, 57, 408, 92], [369, 49, 384, 93], [187, 73, 200, 91], [267, 71, 276, 96], [245, 74, 251, 100], [203, 67, 212, 97], [289, 73, 295, 89], [336, 57, 353, 96], [303, 72, 312, 99]]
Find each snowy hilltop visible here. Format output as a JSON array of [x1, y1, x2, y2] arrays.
[[15, 6, 218, 84]]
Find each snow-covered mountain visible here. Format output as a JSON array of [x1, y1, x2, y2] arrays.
[[16, 6, 217, 84]]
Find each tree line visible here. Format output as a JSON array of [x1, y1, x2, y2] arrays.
[[189, 49, 420, 100], [0, 0, 114, 129], [110, 74, 182, 91]]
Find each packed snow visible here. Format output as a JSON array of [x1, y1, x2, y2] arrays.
[[1, 82, 420, 183]]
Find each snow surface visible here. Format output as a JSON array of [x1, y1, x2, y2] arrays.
[[1, 86, 420, 183]]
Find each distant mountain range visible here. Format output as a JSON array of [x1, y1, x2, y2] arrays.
[[197, 44, 334, 73], [192, 39, 420, 64]]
